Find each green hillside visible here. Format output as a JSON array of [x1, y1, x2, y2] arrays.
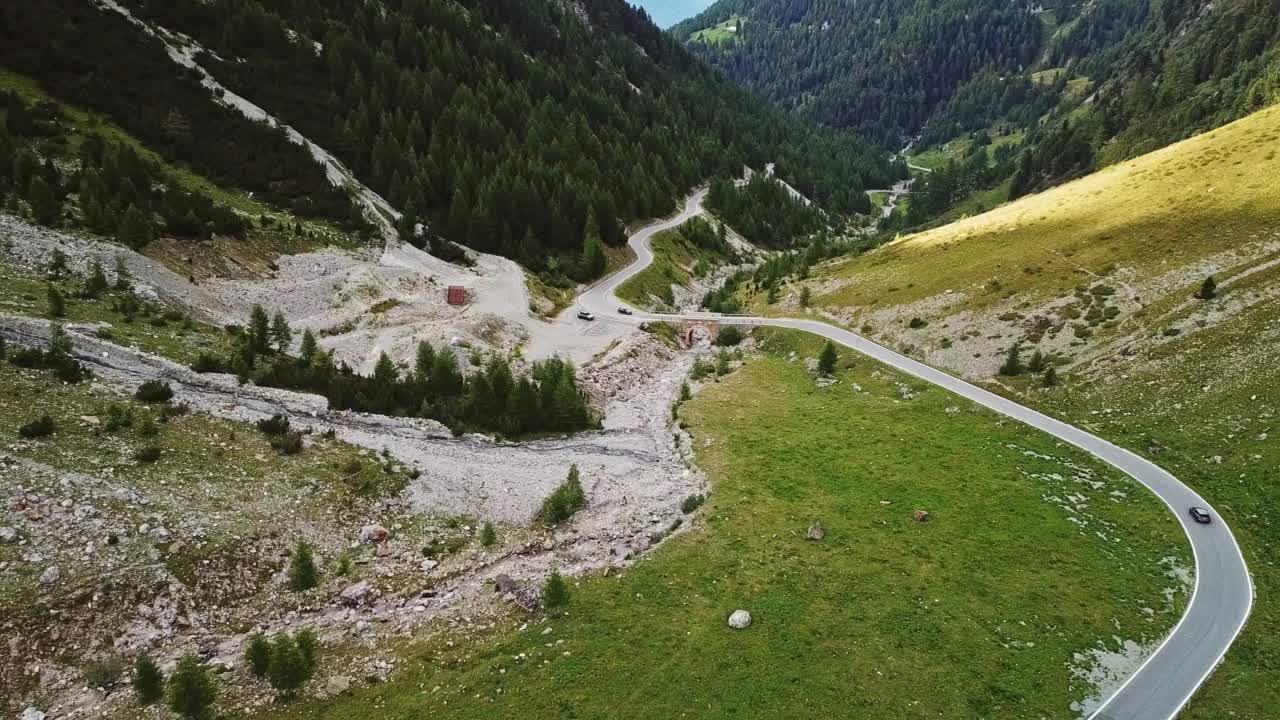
[[253, 330, 1188, 720], [803, 104, 1280, 719]]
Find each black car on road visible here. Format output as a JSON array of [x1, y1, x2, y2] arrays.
[[1189, 507, 1212, 524]]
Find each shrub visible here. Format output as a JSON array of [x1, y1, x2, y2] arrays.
[[480, 521, 497, 547], [134, 445, 162, 463], [715, 350, 731, 376], [543, 569, 569, 611], [679, 382, 691, 401], [245, 634, 271, 678], [47, 284, 65, 318], [1043, 367, 1059, 387], [135, 380, 174, 403], [715, 326, 742, 347], [1195, 275, 1217, 300], [681, 494, 706, 514], [537, 464, 587, 525], [256, 414, 291, 436], [133, 654, 164, 704], [159, 403, 190, 421], [84, 657, 124, 688], [9, 346, 44, 368], [908, 317, 927, 329], [271, 431, 304, 455], [18, 414, 56, 439], [138, 418, 160, 438], [168, 655, 215, 720], [289, 539, 319, 591], [1027, 350, 1046, 373]]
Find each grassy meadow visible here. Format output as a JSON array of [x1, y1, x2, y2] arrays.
[[253, 330, 1188, 720], [825, 103, 1280, 316]]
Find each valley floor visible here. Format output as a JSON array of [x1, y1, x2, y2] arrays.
[[241, 330, 1189, 720]]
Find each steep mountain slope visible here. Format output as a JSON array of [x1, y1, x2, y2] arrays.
[[673, 0, 1045, 147], [79, 0, 895, 275], [678, 0, 1280, 200], [793, 103, 1280, 719]]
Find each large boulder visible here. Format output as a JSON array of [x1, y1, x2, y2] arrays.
[[728, 609, 752, 629], [39, 566, 61, 585], [339, 581, 373, 607], [21, 708, 46, 720], [0, 526, 17, 543], [325, 675, 352, 696]]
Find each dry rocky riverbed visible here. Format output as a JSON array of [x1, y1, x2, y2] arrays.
[[0, 316, 710, 719]]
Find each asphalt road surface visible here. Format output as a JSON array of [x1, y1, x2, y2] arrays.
[[574, 190, 1254, 720]]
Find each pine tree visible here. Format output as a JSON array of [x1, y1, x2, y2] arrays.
[[564, 464, 585, 510], [298, 329, 318, 366], [85, 258, 109, 297], [133, 654, 164, 705], [267, 634, 310, 696], [27, 176, 60, 227], [1027, 349, 1046, 373], [168, 655, 216, 720], [289, 539, 319, 591], [249, 305, 271, 353], [579, 220, 606, 280], [114, 255, 132, 291], [414, 341, 435, 383], [1043, 367, 1058, 387], [817, 341, 838, 375], [480, 521, 497, 547], [373, 351, 399, 384], [294, 629, 318, 675], [998, 344, 1024, 376], [118, 205, 153, 249], [270, 311, 292, 352], [245, 633, 271, 677], [46, 248, 69, 279], [47, 284, 65, 318], [1195, 276, 1217, 300], [543, 569, 569, 611], [162, 107, 194, 148], [800, 286, 812, 308]]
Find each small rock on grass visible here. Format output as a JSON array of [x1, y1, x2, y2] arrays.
[[360, 524, 390, 543], [806, 521, 825, 541], [728, 609, 751, 629]]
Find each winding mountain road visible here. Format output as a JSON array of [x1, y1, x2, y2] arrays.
[[572, 189, 1254, 720]]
